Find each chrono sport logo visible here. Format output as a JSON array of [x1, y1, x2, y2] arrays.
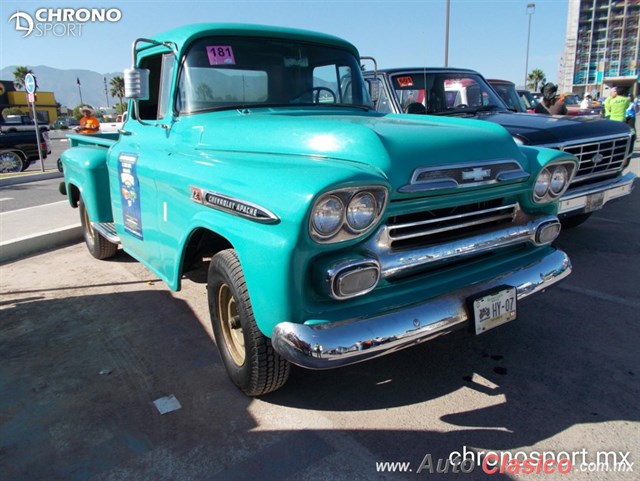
[[9, 8, 122, 38]]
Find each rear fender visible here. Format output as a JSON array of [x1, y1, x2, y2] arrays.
[[61, 145, 113, 222]]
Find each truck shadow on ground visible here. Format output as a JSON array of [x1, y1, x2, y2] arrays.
[[1, 277, 637, 480]]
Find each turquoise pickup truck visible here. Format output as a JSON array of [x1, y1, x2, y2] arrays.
[[61, 24, 577, 396]]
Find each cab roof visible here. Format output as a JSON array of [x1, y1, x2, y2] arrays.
[[139, 23, 360, 58]]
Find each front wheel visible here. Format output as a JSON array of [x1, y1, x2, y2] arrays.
[[79, 197, 118, 259], [208, 249, 290, 396]]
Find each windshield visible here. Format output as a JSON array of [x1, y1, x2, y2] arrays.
[[388, 72, 508, 115], [177, 36, 371, 113]]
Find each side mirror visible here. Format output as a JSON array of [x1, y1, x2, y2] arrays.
[[368, 78, 382, 104], [124, 68, 150, 100]]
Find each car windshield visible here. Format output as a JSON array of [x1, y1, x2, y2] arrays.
[[388, 72, 508, 115], [177, 36, 372, 113], [563, 94, 581, 105]]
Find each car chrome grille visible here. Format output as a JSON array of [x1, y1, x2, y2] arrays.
[[562, 136, 630, 183], [386, 200, 517, 250]]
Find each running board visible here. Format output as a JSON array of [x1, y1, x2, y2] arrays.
[[92, 222, 121, 244]]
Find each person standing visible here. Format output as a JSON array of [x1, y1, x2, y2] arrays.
[[603, 87, 629, 122], [75, 106, 100, 134], [534, 83, 568, 115]]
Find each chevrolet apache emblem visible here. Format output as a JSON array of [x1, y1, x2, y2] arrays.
[[191, 187, 279, 223]]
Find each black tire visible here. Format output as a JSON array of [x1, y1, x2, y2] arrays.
[[560, 212, 593, 229], [0, 151, 23, 173], [208, 249, 290, 396], [79, 197, 118, 259]]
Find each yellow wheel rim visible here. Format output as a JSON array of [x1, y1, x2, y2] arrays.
[[217, 283, 245, 366]]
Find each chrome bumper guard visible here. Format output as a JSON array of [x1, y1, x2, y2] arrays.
[[558, 171, 636, 215], [272, 248, 571, 369]]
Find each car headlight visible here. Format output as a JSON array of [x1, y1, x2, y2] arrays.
[[533, 161, 576, 203], [311, 195, 344, 238], [534, 169, 551, 198], [346, 192, 377, 232], [549, 165, 568, 195], [310, 187, 387, 243]]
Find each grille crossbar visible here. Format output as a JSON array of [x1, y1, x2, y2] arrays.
[[387, 202, 517, 250]]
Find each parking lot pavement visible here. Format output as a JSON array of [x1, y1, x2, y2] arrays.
[[1, 185, 638, 479]]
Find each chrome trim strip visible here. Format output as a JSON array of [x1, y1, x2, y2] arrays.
[[366, 214, 559, 279], [558, 171, 636, 215], [272, 248, 572, 369]]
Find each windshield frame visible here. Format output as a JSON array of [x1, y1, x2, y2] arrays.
[[175, 35, 373, 115], [385, 70, 510, 116]]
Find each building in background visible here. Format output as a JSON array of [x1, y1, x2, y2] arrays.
[[559, 0, 639, 98], [0, 80, 59, 124]]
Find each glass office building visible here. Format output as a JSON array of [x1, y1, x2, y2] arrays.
[[559, 0, 640, 97]]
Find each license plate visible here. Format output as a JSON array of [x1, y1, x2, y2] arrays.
[[585, 191, 605, 212], [472, 287, 517, 335]]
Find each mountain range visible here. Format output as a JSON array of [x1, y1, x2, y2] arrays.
[[0, 65, 124, 111]]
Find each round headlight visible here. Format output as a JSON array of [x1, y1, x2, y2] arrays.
[[549, 165, 568, 195], [312, 195, 344, 237], [346, 192, 377, 232], [534, 169, 551, 198]]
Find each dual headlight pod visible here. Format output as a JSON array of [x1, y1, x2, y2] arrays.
[[310, 187, 388, 243], [533, 161, 576, 203]]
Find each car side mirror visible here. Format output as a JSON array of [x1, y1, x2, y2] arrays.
[[124, 67, 150, 100], [368, 78, 382, 104]]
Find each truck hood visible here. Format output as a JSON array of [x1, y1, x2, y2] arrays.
[[470, 111, 631, 146], [192, 108, 526, 191]]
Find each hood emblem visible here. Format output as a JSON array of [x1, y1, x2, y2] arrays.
[[462, 167, 492, 182], [592, 153, 605, 165]]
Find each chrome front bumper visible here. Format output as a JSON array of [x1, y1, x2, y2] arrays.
[[558, 172, 636, 215], [272, 247, 571, 369]]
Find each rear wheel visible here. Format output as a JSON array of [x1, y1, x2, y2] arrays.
[[208, 249, 290, 396], [0, 151, 23, 173], [79, 197, 118, 259]]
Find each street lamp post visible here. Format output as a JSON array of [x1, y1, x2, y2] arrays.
[[524, 3, 535, 89], [104, 77, 110, 108], [444, 0, 450, 67]]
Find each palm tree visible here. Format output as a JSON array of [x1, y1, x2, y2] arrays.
[[526, 69, 546, 93], [110, 76, 125, 111], [13, 66, 33, 90]]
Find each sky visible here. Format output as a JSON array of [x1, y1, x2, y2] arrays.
[[1, 0, 569, 88]]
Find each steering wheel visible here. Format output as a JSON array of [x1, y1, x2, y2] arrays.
[[291, 87, 336, 103]]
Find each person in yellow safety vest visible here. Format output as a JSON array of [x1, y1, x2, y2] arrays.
[[76, 106, 100, 134], [603, 87, 630, 122]]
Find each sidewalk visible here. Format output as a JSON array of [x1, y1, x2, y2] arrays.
[[0, 171, 82, 263]]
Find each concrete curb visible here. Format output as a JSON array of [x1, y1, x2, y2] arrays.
[[0, 224, 83, 264], [0, 171, 63, 187]]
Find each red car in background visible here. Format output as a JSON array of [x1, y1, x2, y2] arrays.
[[562, 94, 603, 117]]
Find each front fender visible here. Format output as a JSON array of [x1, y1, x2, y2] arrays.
[[518, 145, 579, 214]]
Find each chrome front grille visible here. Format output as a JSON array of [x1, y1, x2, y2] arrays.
[[562, 136, 630, 183], [386, 200, 517, 251]]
